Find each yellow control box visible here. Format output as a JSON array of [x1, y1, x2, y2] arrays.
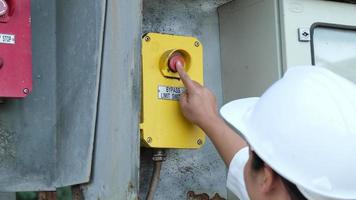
[[140, 33, 205, 149]]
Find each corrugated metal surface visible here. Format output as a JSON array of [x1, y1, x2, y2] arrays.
[[55, 0, 105, 188], [0, 193, 15, 200], [0, 0, 105, 191], [82, 0, 142, 199]]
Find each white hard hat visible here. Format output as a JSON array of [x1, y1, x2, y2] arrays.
[[220, 66, 356, 200]]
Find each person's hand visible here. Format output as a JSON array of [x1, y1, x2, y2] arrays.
[[177, 62, 247, 166], [176, 62, 219, 130]]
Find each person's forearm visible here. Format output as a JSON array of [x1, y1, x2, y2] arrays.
[[175, 64, 247, 166], [200, 116, 247, 166]]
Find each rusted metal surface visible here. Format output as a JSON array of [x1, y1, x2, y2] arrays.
[[187, 191, 226, 200], [38, 192, 56, 200], [72, 185, 84, 200]]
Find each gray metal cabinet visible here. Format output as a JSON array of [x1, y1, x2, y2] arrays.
[[219, 0, 356, 103]]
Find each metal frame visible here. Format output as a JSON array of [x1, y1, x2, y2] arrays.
[[310, 22, 356, 65]]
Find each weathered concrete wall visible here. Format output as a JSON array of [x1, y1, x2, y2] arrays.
[[140, 1, 230, 199]]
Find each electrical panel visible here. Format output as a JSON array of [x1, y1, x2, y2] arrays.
[[219, 0, 356, 102], [0, 0, 32, 98], [140, 33, 205, 149]]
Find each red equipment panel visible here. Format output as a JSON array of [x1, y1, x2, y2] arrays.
[[0, 0, 32, 98]]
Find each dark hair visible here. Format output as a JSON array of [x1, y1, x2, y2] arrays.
[[251, 152, 307, 200]]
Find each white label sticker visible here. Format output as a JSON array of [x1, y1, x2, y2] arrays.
[[158, 86, 185, 101], [0, 34, 15, 44]]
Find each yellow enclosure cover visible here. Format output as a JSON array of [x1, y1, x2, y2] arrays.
[[140, 32, 205, 149]]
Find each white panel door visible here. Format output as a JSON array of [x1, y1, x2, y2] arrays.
[[312, 25, 356, 83]]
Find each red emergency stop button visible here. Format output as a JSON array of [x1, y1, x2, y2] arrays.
[[0, 0, 8, 16], [168, 52, 185, 72]]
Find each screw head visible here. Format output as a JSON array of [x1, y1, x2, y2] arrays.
[[146, 137, 152, 144], [144, 36, 151, 42], [23, 88, 29, 94], [194, 41, 200, 47], [197, 139, 203, 145]]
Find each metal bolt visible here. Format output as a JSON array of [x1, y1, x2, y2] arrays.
[[144, 36, 151, 42], [152, 149, 166, 162], [197, 139, 203, 145], [72, 185, 83, 200], [194, 41, 200, 47], [147, 137, 152, 144], [187, 191, 194, 198], [23, 88, 29, 94]]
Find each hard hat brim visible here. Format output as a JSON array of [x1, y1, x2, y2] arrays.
[[220, 97, 259, 139]]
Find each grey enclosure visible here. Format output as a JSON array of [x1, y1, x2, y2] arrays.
[[219, 0, 282, 102]]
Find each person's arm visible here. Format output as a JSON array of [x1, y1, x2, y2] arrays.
[[176, 63, 247, 166]]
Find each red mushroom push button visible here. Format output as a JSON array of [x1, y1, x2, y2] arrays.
[[0, 0, 8, 16], [168, 52, 185, 72], [160, 49, 191, 78]]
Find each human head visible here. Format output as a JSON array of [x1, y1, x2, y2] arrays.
[[244, 149, 307, 200], [221, 66, 356, 200]]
